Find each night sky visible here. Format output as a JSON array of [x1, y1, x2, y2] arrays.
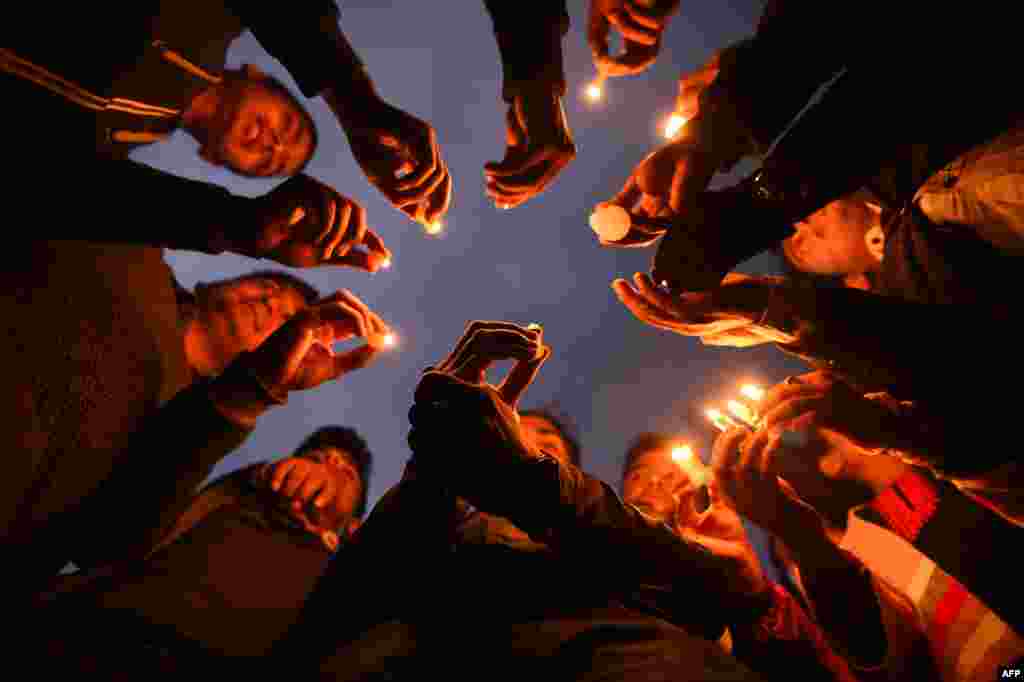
[[134, 0, 804, 569]]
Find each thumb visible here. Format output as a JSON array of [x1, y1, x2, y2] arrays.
[[330, 344, 380, 379]]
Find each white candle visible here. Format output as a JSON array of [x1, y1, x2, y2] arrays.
[[589, 203, 632, 242]]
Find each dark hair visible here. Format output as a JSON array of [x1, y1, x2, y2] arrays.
[[295, 426, 373, 519], [259, 74, 318, 175], [622, 432, 677, 485], [235, 269, 320, 305], [520, 404, 582, 468]]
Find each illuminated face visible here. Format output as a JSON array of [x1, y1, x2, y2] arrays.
[[623, 448, 696, 524], [194, 276, 308, 371], [202, 73, 315, 178], [782, 198, 880, 276], [520, 415, 572, 467]]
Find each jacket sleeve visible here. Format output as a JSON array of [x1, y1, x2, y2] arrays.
[[866, 470, 1024, 635], [730, 582, 861, 682], [223, 0, 343, 98], [483, 0, 570, 101], [44, 159, 247, 254], [65, 378, 252, 569]]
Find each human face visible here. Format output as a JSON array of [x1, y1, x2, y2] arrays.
[[622, 448, 696, 524], [782, 198, 880, 276], [195, 276, 308, 371], [205, 74, 315, 178], [521, 415, 572, 466], [304, 446, 364, 529]]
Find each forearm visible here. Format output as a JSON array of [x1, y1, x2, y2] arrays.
[[48, 159, 246, 254], [778, 521, 889, 669], [68, 379, 252, 568], [483, 0, 569, 101], [730, 582, 860, 682], [224, 0, 348, 99]]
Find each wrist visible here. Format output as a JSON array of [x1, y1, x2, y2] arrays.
[[323, 65, 379, 129], [208, 354, 285, 428]]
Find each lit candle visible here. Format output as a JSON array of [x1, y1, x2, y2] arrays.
[[727, 400, 759, 429], [424, 220, 444, 236], [369, 331, 397, 350], [663, 114, 688, 139], [378, 256, 392, 270], [705, 408, 741, 433], [671, 445, 693, 464], [740, 384, 764, 402]]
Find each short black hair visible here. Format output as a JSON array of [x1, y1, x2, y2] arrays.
[[294, 426, 373, 519], [521, 404, 582, 468], [258, 74, 318, 175], [622, 432, 677, 486], [236, 269, 320, 305]]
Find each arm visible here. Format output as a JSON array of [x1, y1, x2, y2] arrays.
[[43, 159, 246, 253], [483, 0, 570, 102], [65, 369, 262, 569], [730, 581, 860, 682], [867, 469, 1024, 634]]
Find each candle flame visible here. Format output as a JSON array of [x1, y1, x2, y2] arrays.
[[379, 257, 392, 270], [382, 333, 396, 347], [424, 220, 444, 235], [740, 384, 765, 402], [663, 114, 688, 139], [671, 445, 693, 463], [586, 82, 603, 101], [705, 408, 733, 432], [727, 400, 759, 429]]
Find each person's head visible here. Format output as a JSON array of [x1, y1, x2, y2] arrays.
[[292, 425, 374, 533], [185, 64, 318, 178], [780, 192, 884, 284], [621, 432, 700, 525], [520, 405, 582, 468], [184, 269, 319, 376]]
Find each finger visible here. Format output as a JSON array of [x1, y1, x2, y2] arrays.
[[323, 201, 349, 260], [390, 127, 440, 198], [334, 201, 369, 261], [331, 344, 381, 378], [759, 381, 827, 417], [270, 460, 296, 492], [281, 463, 309, 498], [607, 9, 659, 45], [485, 144, 555, 179], [595, 50, 658, 78], [623, 1, 666, 28], [392, 149, 447, 204], [314, 477, 337, 509], [667, 150, 716, 214], [299, 473, 327, 506], [439, 321, 537, 373], [609, 176, 643, 211], [281, 326, 318, 384], [587, 5, 612, 59], [760, 396, 827, 433], [711, 426, 749, 474], [423, 166, 453, 225], [611, 278, 677, 328], [498, 344, 551, 407], [450, 329, 540, 383], [330, 249, 377, 272], [634, 271, 679, 311]]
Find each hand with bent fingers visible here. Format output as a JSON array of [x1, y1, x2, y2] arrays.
[[239, 174, 392, 271], [257, 457, 341, 530], [612, 271, 796, 345], [229, 289, 390, 400], [710, 425, 825, 541], [677, 480, 769, 600], [339, 96, 452, 228], [588, 0, 682, 78], [485, 84, 575, 210], [407, 321, 552, 492]]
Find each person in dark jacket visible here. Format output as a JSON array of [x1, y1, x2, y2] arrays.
[[270, 321, 770, 681], [4, 0, 451, 231], [28, 425, 373, 675], [620, 431, 859, 682]]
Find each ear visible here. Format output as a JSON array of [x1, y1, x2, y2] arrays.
[[242, 63, 267, 80]]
